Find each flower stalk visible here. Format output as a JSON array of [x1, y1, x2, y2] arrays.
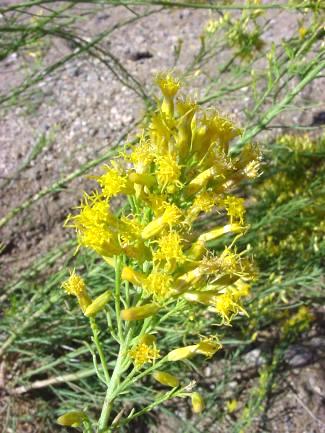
[[59, 74, 260, 431]]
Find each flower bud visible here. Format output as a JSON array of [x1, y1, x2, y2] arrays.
[[128, 172, 156, 187], [103, 256, 114, 267], [84, 291, 111, 317], [176, 98, 197, 156], [167, 345, 197, 361], [121, 303, 160, 321], [174, 267, 205, 293], [182, 290, 220, 305], [121, 266, 146, 286], [140, 334, 157, 345], [57, 411, 86, 427], [142, 204, 182, 240], [185, 240, 206, 261], [156, 73, 180, 117], [152, 370, 180, 388], [196, 338, 222, 357], [77, 294, 92, 314], [141, 216, 164, 239], [198, 223, 243, 242], [184, 167, 216, 197], [191, 392, 205, 413]]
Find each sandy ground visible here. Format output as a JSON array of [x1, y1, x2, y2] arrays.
[[0, 2, 324, 433], [0, 5, 209, 284], [1, 4, 323, 282]]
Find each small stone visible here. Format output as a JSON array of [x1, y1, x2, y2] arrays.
[[285, 345, 314, 367], [243, 348, 265, 367]]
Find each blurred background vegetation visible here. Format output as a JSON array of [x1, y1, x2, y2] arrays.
[[0, 1, 324, 432]]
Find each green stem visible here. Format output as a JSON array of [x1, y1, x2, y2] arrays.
[[97, 348, 122, 432], [97, 338, 132, 432], [117, 356, 167, 396], [90, 318, 110, 385], [106, 386, 184, 431], [1, 1, 318, 14], [114, 255, 123, 342], [238, 57, 325, 147], [97, 255, 131, 432], [125, 281, 130, 308]]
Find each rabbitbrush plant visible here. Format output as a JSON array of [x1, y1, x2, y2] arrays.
[[59, 74, 260, 432]]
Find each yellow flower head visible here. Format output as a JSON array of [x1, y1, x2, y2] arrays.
[[146, 193, 168, 216], [129, 334, 160, 369], [144, 271, 173, 302], [155, 73, 180, 99], [156, 73, 181, 117], [119, 215, 143, 243], [193, 192, 217, 214], [299, 26, 307, 39], [153, 232, 186, 268], [62, 269, 86, 297], [61, 270, 91, 313], [97, 164, 132, 198], [129, 138, 155, 173], [214, 291, 248, 325], [71, 193, 110, 228], [68, 193, 121, 256], [155, 153, 182, 192], [224, 195, 246, 224], [162, 203, 183, 226]]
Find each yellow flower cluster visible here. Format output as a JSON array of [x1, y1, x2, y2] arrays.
[[279, 133, 321, 153], [62, 270, 111, 317], [128, 334, 160, 369], [67, 74, 259, 326], [255, 134, 324, 261], [281, 306, 314, 339], [61, 270, 91, 313], [204, 1, 264, 59]]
